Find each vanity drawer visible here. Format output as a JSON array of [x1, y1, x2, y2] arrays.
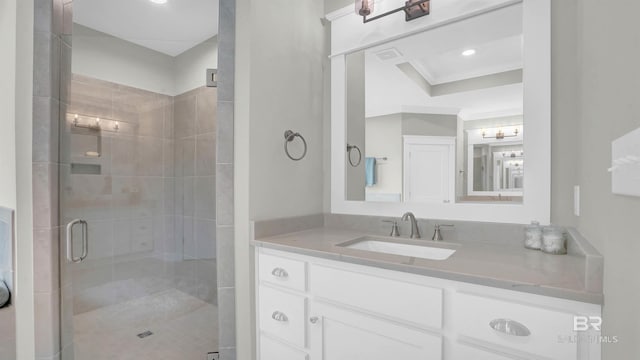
[[258, 285, 307, 348], [451, 342, 521, 360], [453, 292, 578, 359], [258, 252, 307, 292], [259, 335, 308, 360], [310, 264, 443, 329]]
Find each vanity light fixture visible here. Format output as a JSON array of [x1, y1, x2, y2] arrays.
[[482, 127, 520, 140], [355, 0, 430, 24], [149, 0, 168, 4]]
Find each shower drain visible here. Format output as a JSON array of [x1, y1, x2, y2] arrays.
[[137, 330, 153, 339]]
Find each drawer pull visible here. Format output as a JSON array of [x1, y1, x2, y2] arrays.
[[272, 311, 289, 322], [489, 319, 531, 337], [271, 267, 289, 278]]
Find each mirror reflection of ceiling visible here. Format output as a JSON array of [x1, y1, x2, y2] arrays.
[[74, 0, 219, 56], [364, 3, 523, 120]]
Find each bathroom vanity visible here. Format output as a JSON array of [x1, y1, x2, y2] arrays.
[[253, 227, 602, 360], [252, 0, 600, 358]]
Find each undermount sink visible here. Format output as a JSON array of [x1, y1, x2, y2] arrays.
[[339, 236, 457, 261]]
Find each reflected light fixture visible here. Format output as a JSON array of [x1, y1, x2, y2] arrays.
[[149, 0, 168, 4], [482, 127, 520, 140], [355, 0, 430, 23]]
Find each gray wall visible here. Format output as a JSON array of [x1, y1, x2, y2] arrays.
[[325, 0, 349, 14], [570, 0, 640, 357], [235, 0, 326, 358], [246, 0, 326, 220], [72, 24, 219, 96], [401, 113, 457, 136], [345, 51, 366, 201], [72, 24, 175, 95]]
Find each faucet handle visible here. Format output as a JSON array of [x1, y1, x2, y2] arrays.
[[381, 220, 400, 237], [432, 224, 454, 241]]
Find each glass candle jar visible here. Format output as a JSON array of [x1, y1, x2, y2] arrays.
[[524, 221, 542, 250], [541, 226, 567, 255]]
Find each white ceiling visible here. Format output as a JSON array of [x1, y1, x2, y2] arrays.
[[363, 3, 524, 119], [74, 0, 219, 56]]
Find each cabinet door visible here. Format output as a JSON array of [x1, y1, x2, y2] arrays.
[[310, 302, 442, 360], [259, 335, 308, 360]]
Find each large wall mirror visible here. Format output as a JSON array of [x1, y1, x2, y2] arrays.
[[329, 0, 550, 224]]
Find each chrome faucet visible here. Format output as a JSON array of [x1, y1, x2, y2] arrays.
[[401, 212, 421, 239]]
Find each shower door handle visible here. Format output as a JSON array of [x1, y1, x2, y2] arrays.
[[66, 219, 89, 263]]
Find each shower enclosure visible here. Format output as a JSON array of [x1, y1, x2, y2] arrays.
[[57, 3, 220, 358]]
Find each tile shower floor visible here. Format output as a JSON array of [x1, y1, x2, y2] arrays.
[[74, 289, 218, 360]]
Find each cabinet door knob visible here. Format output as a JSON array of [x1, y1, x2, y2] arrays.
[[271, 267, 289, 278], [309, 316, 319, 324], [489, 318, 531, 337], [271, 311, 288, 322]]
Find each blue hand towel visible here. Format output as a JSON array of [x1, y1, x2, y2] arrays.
[[365, 157, 376, 187]]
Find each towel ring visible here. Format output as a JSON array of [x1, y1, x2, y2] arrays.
[[284, 130, 307, 161], [346, 144, 362, 167]]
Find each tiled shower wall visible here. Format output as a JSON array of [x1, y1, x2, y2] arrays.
[[61, 75, 220, 310], [63, 74, 174, 260], [62, 74, 177, 315], [174, 87, 218, 261], [215, 0, 237, 358]]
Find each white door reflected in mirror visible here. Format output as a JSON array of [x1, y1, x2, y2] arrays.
[[403, 136, 455, 204]]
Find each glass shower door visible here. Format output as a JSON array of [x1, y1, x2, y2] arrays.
[[58, 24, 220, 360]]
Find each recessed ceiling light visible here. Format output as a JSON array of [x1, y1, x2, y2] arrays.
[[462, 49, 476, 57], [149, 0, 168, 4]]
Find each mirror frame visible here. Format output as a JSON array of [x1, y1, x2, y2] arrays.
[[328, 0, 550, 224]]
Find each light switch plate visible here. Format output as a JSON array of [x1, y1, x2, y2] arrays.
[[611, 127, 640, 197]]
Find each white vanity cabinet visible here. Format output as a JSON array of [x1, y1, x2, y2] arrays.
[[255, 248, 601, 360], [309, 301, 442, 360]]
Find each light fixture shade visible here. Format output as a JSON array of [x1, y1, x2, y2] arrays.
[[355, 0, 374, 16], [404, 0, 430, 21]]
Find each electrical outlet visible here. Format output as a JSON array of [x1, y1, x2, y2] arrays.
[[207, 352, 220, 360]]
